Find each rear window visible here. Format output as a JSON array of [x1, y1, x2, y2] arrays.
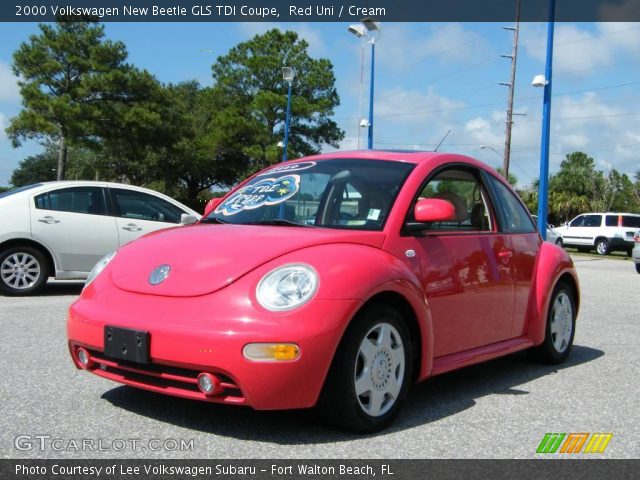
[[621, 216, 640, 228], [0, 184, 42, 199]]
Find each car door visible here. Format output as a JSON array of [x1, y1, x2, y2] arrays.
[[409, 167, 515, 357], [30, 186, 118, 273], [563, 215, 587, 246], [582, 214, 603, 245], [108, 187, 188, 247], [483, 174, 540, 338]]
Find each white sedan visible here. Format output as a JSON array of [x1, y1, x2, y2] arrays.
[[0, 181, 200, 295]]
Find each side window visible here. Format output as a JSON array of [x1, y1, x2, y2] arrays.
[[34, 187, 107, 215], [110, 188, 185, 224], [621, 216, 640, 228], [415, 168, 492, 232], [605, 215, 618, 227], [486, 175, 536, 233], [570, 216, 584, 227], [583, 215, 602, 227]]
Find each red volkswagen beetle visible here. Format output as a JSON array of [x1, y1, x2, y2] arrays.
[[67, 151, 579, 432]]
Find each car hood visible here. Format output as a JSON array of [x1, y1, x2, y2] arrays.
[[111, 224, 385, 297]]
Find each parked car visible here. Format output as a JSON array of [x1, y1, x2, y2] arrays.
[[0, 181, 200, 295], [633, 231, 640, 274], [67, 151, 579, 432], [554, 212, 640, 255], [531, 215, 561, 245]]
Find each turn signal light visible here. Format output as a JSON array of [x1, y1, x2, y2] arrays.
[[243, 343, 300, 362]]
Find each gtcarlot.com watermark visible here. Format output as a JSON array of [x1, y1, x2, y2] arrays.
[[14, 435, 195, 452]]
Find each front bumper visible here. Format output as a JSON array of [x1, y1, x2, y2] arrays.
[[68, 280, 361, 410]]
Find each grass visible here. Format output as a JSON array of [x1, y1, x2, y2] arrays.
[[565, 247, 632, 261]]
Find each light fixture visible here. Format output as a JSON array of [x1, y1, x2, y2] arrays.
[[348, 24, 366, 37], [282, 67, 295, 82], [531, 74, 548, 87], [359, 119, 370, 128], [361, 18, 380, 32]]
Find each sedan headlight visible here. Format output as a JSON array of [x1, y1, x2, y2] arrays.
[[85, 251, 117, 287], [256, 264, 319, 311]]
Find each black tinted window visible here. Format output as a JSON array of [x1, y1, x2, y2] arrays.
[[583, 215, 602, 227], [605, 215, 618, 227], [34, 187, 107, 215], [110, 188, 184, 224], [486, 175, 536, 233], [621, 216, 640, 228], [570, 216, 584, 227]]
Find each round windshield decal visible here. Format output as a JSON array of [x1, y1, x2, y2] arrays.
[[215, 174, 300, 216], [257, 161, 316, 176]]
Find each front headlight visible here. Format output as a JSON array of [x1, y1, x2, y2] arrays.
[[85, 251, 117, 287], [256, 264, 319, 311]]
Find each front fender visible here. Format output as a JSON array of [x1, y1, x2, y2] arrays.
[[527, 242, 579, 345], [266, 243, 434, 381]]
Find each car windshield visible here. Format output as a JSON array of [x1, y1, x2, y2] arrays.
[[203, 159, 415, 230], [0, 183, 42, 199]]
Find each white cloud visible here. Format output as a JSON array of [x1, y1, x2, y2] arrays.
[[375, 23, 493, 73], [0, 112, 6, 141], [521, 22, 640, 75], [0, 62, 20, 103]]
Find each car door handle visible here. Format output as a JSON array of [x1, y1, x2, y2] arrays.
[[122, 224, 142, 232], [38, 216, 60, 224]]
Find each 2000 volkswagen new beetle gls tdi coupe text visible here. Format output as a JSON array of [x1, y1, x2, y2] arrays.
[[67, 150, 579, 432]]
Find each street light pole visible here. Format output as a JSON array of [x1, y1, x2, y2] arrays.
[[282, 80, 293, 162], [367, 38, 375, 150], [536, 0, 555, 240]]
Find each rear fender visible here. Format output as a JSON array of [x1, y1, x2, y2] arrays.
[[526, 242, 579, 345]]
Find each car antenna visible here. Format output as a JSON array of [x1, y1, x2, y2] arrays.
[[433, 129, 452, 152]]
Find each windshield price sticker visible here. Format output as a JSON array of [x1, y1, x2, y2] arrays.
[[215, 175, 300, 216]]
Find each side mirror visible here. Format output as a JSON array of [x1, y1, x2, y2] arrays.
[[180, 213, 199, 225], [414, 198, 456, 223], [203, 198, 222, 217]]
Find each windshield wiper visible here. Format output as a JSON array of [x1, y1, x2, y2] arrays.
[[245, 219, 313, 227]]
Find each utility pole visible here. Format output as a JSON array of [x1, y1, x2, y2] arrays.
[[500, 0, 521, 179]]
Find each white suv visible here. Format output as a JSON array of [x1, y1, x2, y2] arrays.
[[555, 212, 640, 255], [0, 181, 200, 295]]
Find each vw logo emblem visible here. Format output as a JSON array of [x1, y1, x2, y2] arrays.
[[149, 264, 171, 285]]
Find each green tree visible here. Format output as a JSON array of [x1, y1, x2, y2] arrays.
[[548, 152, 598, 222], [6, 16, 154, 181], [212, 29, 344, 170], [10, 150, 57, 187]]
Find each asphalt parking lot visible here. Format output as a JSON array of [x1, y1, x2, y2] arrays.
[[1, 257, 638, 459]]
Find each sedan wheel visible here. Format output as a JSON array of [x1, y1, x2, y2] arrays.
[[529, 282, 576, 364], [0, 247, 49, 296], [318, 304, 412, 432], [555, 238, 563, 248], [354, 323, 405, 418], [549, 292, 573, 354]]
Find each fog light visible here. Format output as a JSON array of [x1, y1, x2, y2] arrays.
[[197, 372, 221, 396], [76, 347, 93, 369], [243, 343, 300, 362]]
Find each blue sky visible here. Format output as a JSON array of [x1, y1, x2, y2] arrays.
[[1, 21, 639, 187]]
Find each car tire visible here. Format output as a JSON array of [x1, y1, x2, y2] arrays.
[[529, 281, 576, 365], [0, 246, 49, 296], [595, 238, 610, 255], [555, 238, 563, 248], [318, 303, 412, 433]]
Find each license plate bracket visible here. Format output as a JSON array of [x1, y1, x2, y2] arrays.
[[104, 326, 150, 364]]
